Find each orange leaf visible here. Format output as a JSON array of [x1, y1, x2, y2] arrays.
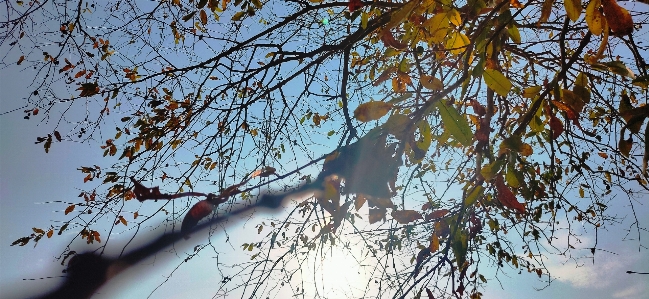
[[119, 216, 127, 226], [495, 175, 525, 214], [380, 29, 408, 50], [133, 211, 139, 219], [74, 70, 87, 78], [601, 0, 633, 36], [47, 229, 54, 238], [429, 232, 440, 252], [551, 100, 578, 120], [64, 204, 75, 215], [391, 210, 423, 224]]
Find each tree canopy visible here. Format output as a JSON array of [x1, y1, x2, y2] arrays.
[[3, 0, 649, 298]]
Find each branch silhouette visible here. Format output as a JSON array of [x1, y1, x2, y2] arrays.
[[35, 192, 289, 299]]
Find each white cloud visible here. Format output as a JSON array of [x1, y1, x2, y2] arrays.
[[612, 283, 646, 299]]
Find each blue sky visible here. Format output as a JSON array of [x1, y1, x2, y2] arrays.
[[2, 1, 649, 299]]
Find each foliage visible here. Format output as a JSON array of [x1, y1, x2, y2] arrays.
[[2, 0, 649, 298]]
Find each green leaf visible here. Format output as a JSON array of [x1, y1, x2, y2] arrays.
[[464, 185, 484, 207], [435, 100, 472, 146], [481, 159, 504, 180], [451, 227, 468, 266], [632, 75, 649, 89], [508, 25, 521, 44], [483, 69, 512, 97]]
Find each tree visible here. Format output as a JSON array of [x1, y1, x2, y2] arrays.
[[3, 0, 648, 298]]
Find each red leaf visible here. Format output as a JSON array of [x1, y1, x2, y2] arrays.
[[425, 209, 449, 221], [495, 175, 525, 214], [549, 115, 564, 139], [32, 108, 39, 115], [181, 200, 214, 236], [348, 0, 362, 12]]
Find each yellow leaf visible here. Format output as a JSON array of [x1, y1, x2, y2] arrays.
[[522, 86, 542, 98], [445, 31, 469, 55], [564, 0, 582, 22], [354, 101, 393, 122], [483, 69, 512, 97], [386, 0, 417, 30], [420, 75, 443, 91], [447, 9, 461, 27], [361, 11, 369, 29], [424, 13, 449, 44], [430, 232, 440, 252], [579, 187, 584, 198], [586, 0, 605, 35]]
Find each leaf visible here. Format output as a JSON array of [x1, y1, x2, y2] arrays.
[[355, 194, 367, 211], [549, 115, 564, 139], [430, 232, 440, 252], [200, 10, 208, 25], [425, 209, 449, 221], [464, 186, 484, 207], [77, 82, 99, 97], [420, 75, 443, 91], [481, 159, 504, 180], [17, 55, 25, 65], [11, 237, 30, 246], [47, 229, 54, 238], [495, 175, 525, 213], [381, 29, 408, 50], [415, 120, 432, 152], [369, 208, 387, 224], [32, 227, 45, 234], [522, 86, 542, 98], [483, 69, 512, 97], [181, 200, 214, 236], [182, 11, 197, 22], [601, 0, 633, 36], [385, 0, 417, 29], [602, 61, 635, 78], [232, 11, 245, 21], [424, 13, 450, 44], [586, 0, 605, 35], [538, 0, 554, 25], [632, 75, 649, 89], [119, 216, 127, 226], [507, 25, 521, 44], [361, 11, 369, 29], [619, 137, 632, 157], [447, 9, 461, 27], [445, 31, 469, 55], [451, 228, 468, 266], [354, 101, 392, 122], [564, 0, 582, 22], [435, 100, 472, 146], [197, 0, 208, 8], [64, 205, 75, 215], [54, 131, 62, 142], [348, 0, 362, 12], [391, 210, 423, 224]]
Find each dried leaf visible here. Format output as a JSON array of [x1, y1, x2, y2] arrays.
[[601, 0, 633, 36], [200, 10, 208, 25], [354, 101, 392, 122], [181, 200, 214, 236], [64, 205, 75, 215], [391, 210, 423, 224], [369, 208, 387, 224], [17, 55, 25, 65], [549, 115, 564, 139]]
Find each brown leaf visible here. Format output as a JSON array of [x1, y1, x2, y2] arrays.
[[429, 232, 440, 252], [391, 210, 423, 224], [495, 175, 525, 214], [74, 70, 87, 78], [355, 194, 367, 211], [380, 29, 408, 50], [47, 229, 54, 238], [200, 9, 208, 25], [54, 131, 62, 142], [354, 101, 392, 122], [425, 209, 449, 221], [77, 82, 99, 97], [119, 216, 127, 226], [17, 55, 25, 65], [601, 0, 633, 36], [369, 208, 386, 224], [64, 204, 75, 215]]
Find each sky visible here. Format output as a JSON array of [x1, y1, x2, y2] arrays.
[[1, 1, 649, 299]]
